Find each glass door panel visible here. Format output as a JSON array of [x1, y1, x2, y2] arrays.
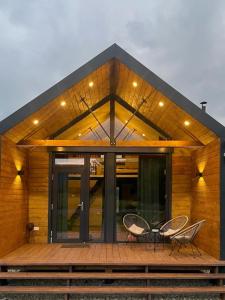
[[116, 155, 139, 241], [115, 154, 167, 242], [89, 155, 104, 241], [53, 165, 85, 242], [66, 174, 82, 239]]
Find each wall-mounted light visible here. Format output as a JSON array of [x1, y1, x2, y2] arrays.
[[196, 171, 203, 178], [17, 169, 25, 176]]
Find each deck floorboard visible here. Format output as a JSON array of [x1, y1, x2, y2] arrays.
[[0, 243, 224, 267]]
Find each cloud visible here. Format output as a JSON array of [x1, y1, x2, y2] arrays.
[[0, 0, 225, 125]]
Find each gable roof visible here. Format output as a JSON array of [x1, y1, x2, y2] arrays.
[[0, 43, 225, 139]]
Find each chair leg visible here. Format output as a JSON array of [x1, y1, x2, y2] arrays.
[[190, 243, 196, 258], [177, 241, 182, 253], [192, 243, 202, 256], [169, 240, 177, 256]]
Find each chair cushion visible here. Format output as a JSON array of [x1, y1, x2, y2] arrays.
[[129, 224, 145, 235], [160, 228, 177, 237], [174, 234, 191, 241]]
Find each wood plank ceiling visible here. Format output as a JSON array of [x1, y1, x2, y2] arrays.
[[3, 59, 216, 145]]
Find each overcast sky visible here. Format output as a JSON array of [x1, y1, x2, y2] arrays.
[[1, 0, 225, 124]]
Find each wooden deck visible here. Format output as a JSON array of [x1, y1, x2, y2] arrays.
[[0, 243, 224, 267]]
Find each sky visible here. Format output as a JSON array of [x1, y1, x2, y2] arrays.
[[0, 0, 225, 124]]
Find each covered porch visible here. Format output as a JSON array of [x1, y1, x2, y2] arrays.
[[0, 44, 223, 264]]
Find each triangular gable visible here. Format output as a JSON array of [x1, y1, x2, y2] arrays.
[[0, 43, 224, 138]]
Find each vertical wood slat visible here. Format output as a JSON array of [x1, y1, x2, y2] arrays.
[[28, 149, 49, 243], [0, 136, 28, 257], [172, 150, 192, 219], [191, 138, 220, 258]]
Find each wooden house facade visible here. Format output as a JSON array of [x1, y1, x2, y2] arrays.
[[0, 43, 225, 262]]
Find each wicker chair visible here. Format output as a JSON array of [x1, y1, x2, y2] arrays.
[[123, 214, 151, 241], [169, 220, 206, 256], [159, 216, 189, 246]]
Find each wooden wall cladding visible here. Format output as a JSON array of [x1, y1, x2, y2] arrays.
[[28, 149, 49, 243], [0, 136, 28, 257], [191, 138, 220, 258], [172, 150, 192, 219]]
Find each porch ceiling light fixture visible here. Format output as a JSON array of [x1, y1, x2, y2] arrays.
[[159, 101, 164, 107], [184, 120, 190, 127], [89, 81, 94, 87], [60, 101, 66, 107], [132, 81, 138, 87], [33, 119, 39, 125]]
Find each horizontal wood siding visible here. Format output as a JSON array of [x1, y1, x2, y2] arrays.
[[28, 149, 49, 243], [172, 151, 192, 219], [191, 138, 220, 258], [0, 136, 28, 257]]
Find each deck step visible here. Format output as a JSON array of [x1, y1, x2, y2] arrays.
[[0, 285, 225, 294], [0, 271, 225, 280]]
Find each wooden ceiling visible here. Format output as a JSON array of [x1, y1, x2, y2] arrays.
[[3, 59, 216, 145]]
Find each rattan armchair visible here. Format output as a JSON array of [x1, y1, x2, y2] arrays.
[[123, 213, 151, 241], [169, 220, 206, 256], [160, 215, 189, 238], [159, 216, 189, 246]]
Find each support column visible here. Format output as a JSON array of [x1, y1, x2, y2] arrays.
[[110, 99, 116, 145], [104, 153, 116, 242]]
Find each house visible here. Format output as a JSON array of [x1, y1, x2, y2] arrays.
[[0, 43, 225, 265]]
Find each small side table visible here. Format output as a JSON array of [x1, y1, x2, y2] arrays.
[[151, 228, 160, 252]]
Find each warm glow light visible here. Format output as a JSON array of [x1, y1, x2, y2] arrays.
[[89, 81, 94, 87], [61, 101, 66, 107], [142, 133, 146, 137], [132, 81, 138, 87], [184, 120, 190, 127], [159, 101, 164, 107], [78, 133, 82, 137], [125, 120, 128, 123], [33, 119, 39, 125]]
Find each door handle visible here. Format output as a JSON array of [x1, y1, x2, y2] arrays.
[[78, 202, 84, 211]]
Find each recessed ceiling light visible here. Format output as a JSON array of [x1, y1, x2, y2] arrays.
[[159, 101, 164, 107], [142, 133, 146, 137], [61, 101, 66, 107], [33, 119, 39, 125], [89, 81, 94, 87], [184, 120, 190, 127], [125, 120, 128, 123], [132, 81, 138, 87], [78, 133, 82, 137]]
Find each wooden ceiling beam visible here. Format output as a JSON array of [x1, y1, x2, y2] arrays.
[[17, 139, 203, 148]]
